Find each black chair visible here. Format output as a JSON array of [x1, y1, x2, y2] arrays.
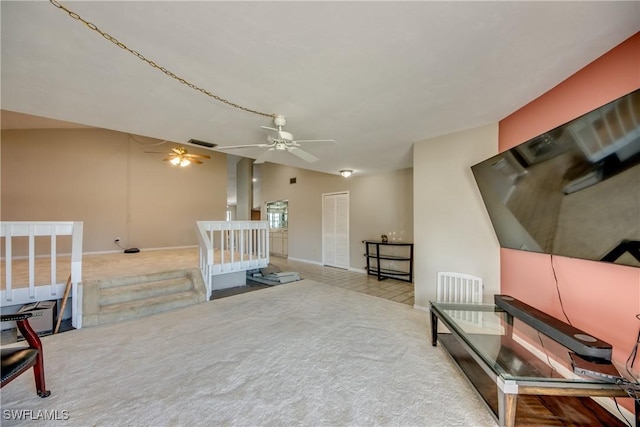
[[1, 312, 50, 397]]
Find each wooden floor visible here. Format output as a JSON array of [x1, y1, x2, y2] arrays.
[[439, 334, 630, 427]]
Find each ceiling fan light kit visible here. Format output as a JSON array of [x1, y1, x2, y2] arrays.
[[170, 157, 191, 167], [146, 146, 211, 167]]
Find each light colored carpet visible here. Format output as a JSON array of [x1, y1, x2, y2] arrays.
[[1, 280, 496, 426]]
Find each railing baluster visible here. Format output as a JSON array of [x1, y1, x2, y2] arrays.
[[28, 224, 36, 298], [5, 226, 13, 301], [220, 229, 225, 265], [50, 226, 57, 296], [238, 228, 242, 263]]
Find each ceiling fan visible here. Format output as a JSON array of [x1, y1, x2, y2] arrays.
[[217, 115, 336, 164], [147, 146, 211, 167]]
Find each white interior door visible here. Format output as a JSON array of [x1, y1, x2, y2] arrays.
[[322, 192, 349, 269]]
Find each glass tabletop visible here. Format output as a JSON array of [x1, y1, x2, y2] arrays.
[[430, 301, 639, 386]]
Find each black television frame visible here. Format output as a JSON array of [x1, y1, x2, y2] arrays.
[[471, 89, 640, 267]]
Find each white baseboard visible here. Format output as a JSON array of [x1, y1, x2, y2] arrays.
[[1, 245, 201, 260], [285, 257, 323, 266], [414, 304, 430, 312], [280, 258, 370, 275]]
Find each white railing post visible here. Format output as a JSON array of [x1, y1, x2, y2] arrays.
[[70, 222, 83, 329]]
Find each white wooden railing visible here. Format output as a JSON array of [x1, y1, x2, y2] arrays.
[[1, 221, 83, 329], [196, 221, 269, 295]]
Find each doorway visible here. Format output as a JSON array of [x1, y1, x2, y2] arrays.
[[322, 192, 349, 269], [266, 200, 288, 257]]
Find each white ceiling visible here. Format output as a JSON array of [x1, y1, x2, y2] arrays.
[[2, 1, 638, 177]]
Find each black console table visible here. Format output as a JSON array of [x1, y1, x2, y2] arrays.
[[364, 241, 413, 282]]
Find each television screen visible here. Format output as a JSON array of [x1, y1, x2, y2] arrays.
[[472, 89, 640, 267]]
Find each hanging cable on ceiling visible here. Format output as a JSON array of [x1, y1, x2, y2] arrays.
[[129, 135, 168, 147], [49, 0, 277, 120]]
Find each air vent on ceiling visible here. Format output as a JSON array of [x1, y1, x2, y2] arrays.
[[188, 139, 217, 148]]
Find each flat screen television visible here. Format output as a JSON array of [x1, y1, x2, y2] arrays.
[[471, 89, 640, 267]]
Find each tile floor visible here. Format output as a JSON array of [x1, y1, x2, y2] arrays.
[[266, 256, 415, 306]]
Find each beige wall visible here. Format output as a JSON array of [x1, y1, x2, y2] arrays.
[[413, 124, 501, 309], [259, 163, 413, 269], [1, 128, 227, 253]]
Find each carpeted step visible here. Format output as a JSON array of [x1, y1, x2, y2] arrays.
[[99, 277, 194, 306], [97, 290, 202, 325], [82, 268, 207, 327], [96, 269, 195, 289]]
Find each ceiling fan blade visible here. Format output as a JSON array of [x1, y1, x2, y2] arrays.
[[145, 151, 166, 154], [253, 148, 275, 164], [293, 139, 336, 144], [217, 144, 272, 150], [192, 159, 203, 164], [184, 153, 211, 159], [261, 126, 282, 140], [288, 147, 319, 163]]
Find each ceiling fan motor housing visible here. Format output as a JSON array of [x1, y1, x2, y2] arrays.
[[279, 131, 293, 141], [274, 115, 287, 127]]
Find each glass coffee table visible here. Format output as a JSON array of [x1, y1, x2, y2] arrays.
[[429, 301, 639, 427]]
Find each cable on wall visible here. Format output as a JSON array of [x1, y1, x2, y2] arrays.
[[613, 397, 633, 427], [536, 331, 557, 377], [129, 134, 168, 147], [550, 254, 572, 326], [625, 314, 640, 387], [612, 313, 640, 426]]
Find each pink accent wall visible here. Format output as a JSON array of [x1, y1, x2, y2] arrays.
[[498, 31, 640, 375]]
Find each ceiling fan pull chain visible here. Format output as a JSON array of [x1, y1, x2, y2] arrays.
[[49, 0, 277, 120]]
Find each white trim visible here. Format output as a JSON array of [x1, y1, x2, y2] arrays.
[[85, 245, 199, 256], [286, 257, 323, 266], [0, 283, 67, 307], [285, 260, 367, 276], [413, 304, 430, 312]]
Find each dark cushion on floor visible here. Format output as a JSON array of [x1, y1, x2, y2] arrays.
[[1, 348, 38, 383]]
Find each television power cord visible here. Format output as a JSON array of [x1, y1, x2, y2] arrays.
[[614, 314, 640, 427]]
